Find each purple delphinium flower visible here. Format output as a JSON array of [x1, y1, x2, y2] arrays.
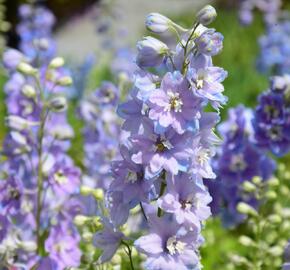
[[47, 154, 81, 196], [93, 219, 124, 263], [187, 58, 228, 110], [0, 215, 9, 242], [148, 71, 200, 134], [253, 75, 290, 156], [207, 105, 276, 227], [135, 214, 202, 270], [158, 173, 211, 231], [257, 21, 290, 74], [45, 224, 81, 269], [3, 49, 25, 71], [131, 123, 194, 178], [0, 176, 23, 215], [107, 145, 156, 225], [195, 29, 224, 56]]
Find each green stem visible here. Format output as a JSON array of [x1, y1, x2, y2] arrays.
[[122, 241, 135, 270], [182, 22, 200, 75], [140, 202, 148, 221], [35, 108, 47, 254], [157, 175, 167, 217]]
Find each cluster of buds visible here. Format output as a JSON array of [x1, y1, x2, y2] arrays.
[[229, 164, 290, 269]]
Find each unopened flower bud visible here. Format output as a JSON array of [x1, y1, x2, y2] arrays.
[[239, 236, 255, 247], [265, 190, 277, 200], [80, 185, 95, 196], [136, 36, 169, 68], [21, 85, 36, 98], [242, 181, 256, 192], [268, 246, 283, 257], [56, 76, 73, 86], [17, 62, 37, 76], [0, 21, 11, 32], [33, 38, 49, 51], [50, 125, 74, 140], [49, 96, 67, 112], [3, 49, 24, 71], [93, 188, 104, 201], [82, 231, 93, 242], [268, 214, 282, 224], [49, 57, 65, 69], [5, 115, 38, 131], [196, 5, 217, 26], [74, 215, 90, 226], [111, 254, 122, 265], [19, 241, 37, 252], [146, 13, 173, 33], [252, 176, 262, 185], [267, 177, 279, 187], [280, 185, 290, 196], [195, 29, 223, 56], [237, 202, 258, 216]]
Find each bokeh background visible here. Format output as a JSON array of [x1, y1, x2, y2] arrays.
[[1, 0, 290, 269]]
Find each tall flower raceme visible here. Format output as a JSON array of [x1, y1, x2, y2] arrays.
[[238, 0, 282, 26], [91, 5, 228, 270], [205, 105, 276, 227], [78, 81, 122, 191], [0, 4, 83, 268], [0, 49, 83, 269], [0, 50, 82, 269]]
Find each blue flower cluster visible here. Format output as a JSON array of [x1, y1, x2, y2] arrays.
[[239, 0, 281, 26], [257, 21, 290, 75], [206, 105, 276, 227], [79, 81, 122, 191], [254, 74, 290, 156], [93, 5, 228, 270]]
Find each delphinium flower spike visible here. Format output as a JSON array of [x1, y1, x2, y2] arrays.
[[92, 5, 228, 270], [0, 4, 82, 269], [205, 105, 276, 227]]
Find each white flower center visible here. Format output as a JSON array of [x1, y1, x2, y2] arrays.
[[196, 70, 207, 89], [196, 147, 210, 165], [268, 126, 282, 140], [165, 91, 183, 113], [166, 236, 186, 255], [21, 198, 34, 213], [53, 241, 66, 253], [230, 154, 247, 172], [180, 200, 192, 210], [54, 170, 68, 185], [125, 171, 138, 184], [154, 136, 173, 152]]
